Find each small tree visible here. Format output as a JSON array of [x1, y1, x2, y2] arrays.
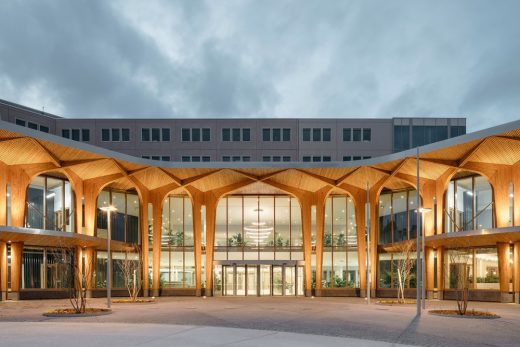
[[48, 245, 92, 313], [447, 247, 472, 315], [116, 245, 142, 302], [394, 241, 415, 303]]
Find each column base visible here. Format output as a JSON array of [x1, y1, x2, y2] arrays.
[[500, 292, 513, 303], [8, 292, 19, 300]]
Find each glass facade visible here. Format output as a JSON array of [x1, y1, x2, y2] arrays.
[[444, 247, 499, 290], [22, 247, 73, 289], [322, 195, 359, 288], [444, 175, 493, 233], [96, 189, 140, 243], [214, 195, 303, 261], [160, 195, 195, 288], [26, 175, 74, 232], [378, 252, 416, 289], [378, 189, 418, 245]]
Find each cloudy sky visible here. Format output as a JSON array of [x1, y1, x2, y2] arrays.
[[0, 0, 518, 131]]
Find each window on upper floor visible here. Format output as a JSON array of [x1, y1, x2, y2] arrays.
[[262, 128, 291, 142], [353, 128, 361, 141], [363, 128, 371, 142], [303, 128, 331, 142], [182, 128, 211, 142]]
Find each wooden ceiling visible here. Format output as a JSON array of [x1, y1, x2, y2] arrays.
[[0, 123, 519, 198]]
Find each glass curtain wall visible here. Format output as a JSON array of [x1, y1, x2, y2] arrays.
[[378, 189, 418, 245], [444, 247, 499, 290], [22, 247, 73, 289], [26, 175, 74, 232], [160, 195, 195, 288], [445, 175, 494, 233], [96, 189, 140, 243], [322, 195, 359, 288], [214, 195, 303, 261]]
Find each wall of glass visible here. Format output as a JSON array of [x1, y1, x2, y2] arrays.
[[378, 189, 418, 245], [444, 247, 499, 290], [96, 189, 140, 243], [160, 195, 195, 288], [444, 175, 494, 233], [26, 175, 74, 232], [377, 252, 416, 289], [322, 195, 359, 288], [214, 195, 303, 261], [22, 247, 73, 289]]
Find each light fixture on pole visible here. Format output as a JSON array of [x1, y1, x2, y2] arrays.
[[419, 207, 432, 310], [100, 205, 117, 309]]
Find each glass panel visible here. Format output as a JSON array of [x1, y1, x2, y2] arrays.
[[27, 176, 45, 229], [475, 176, 493, 230], [260, 265, 271, 295], [236, 266, 246, 296], [259, 196, 274, 249], [378, 253, 392, 288], [392, 192, 407, 242], [275, 197, 290, 250], [455, 177, 473, 231], [272, 266, 283, 295], [378, 193, 392, 244], [215, 198, 227, 247], [322, 250, 332, 288], [324, 198, 332, 248], [97, 190, 111, 238], [126, 193, 139, 244], [333, 250, 347, 287], [228, 197, 244, 252], [184, 197, 194, 246], [285, 266, 295, 295], [445, 181, 455, 233], [247, 265, 257, 296], [475, 248, 499, 289], [408, 190, 418, 239], [22, 249, 44, 288], [111, 192, 126, 242], [224, 266, 234, 295]]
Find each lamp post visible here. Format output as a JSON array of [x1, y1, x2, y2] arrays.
[[419, 207, 432, 310], [100, 205, 117, 309]]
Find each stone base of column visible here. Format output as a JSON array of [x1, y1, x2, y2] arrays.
[[514, 292, 520, 304], [8, 291, 19, 300], [500, 292, 513, 303]]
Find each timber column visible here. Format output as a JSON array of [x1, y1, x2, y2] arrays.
[[514, 242, 520, 304], [10, 242, 23, 300], [0, 241, 7, 300], [497, 242, 512, 303]]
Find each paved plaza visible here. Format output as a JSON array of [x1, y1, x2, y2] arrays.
[[1, 297, 519, 346]]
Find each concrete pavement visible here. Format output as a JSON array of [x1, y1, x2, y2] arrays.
[[1, 297, 519, 346]]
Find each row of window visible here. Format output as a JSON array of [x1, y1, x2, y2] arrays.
[[58, 126, 374, 143], [15, 118, 49, 133]]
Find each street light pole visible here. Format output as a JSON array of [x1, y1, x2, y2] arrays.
[[416, 147, 421, 316], [100, 205, 117, 309]]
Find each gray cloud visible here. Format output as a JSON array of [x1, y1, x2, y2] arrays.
[[0, 0, 518, 129]]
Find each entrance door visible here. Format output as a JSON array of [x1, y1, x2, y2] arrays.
[[272, 266, 283, 296], [247, 265, 258, 296], [224, 266, 234, 296]]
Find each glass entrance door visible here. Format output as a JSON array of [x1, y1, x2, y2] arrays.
[[215, 263, 303, 296]]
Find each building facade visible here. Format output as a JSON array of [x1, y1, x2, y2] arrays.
[[0, 101, 519, 305], [0, 99, 466, 162]]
